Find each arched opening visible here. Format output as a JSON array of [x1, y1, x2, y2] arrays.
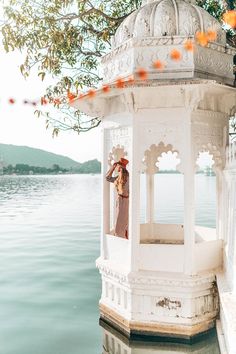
[[195, 151, 216, 226], [140, 143, 184, 244], [195, 150, 217, 242], [154, 151, 184, 225]]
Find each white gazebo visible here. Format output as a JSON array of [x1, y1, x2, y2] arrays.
[[70, 0, 236, 345]]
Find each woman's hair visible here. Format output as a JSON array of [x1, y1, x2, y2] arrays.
[[119, 166, 129, 186]]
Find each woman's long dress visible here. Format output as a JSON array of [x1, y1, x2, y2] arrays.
[[106, 175, 129, 239]]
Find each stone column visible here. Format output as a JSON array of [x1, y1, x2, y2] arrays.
[[183, 114, 196, 275], [216, 169, 223, 239], [101, 128, 110, 259], [145, 173, 154, 238], [129, 121, 141, 272]]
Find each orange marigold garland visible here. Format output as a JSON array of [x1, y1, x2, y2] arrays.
[[67, 92, 77, 101], [184, 39, 195, 52], [136, 68, 148, 80], [116, 78, 125, 89], [102, 85, 110, 93], [87, 89, 96, 99], [8, 98, 15, 104], [53, 98, 61, 105], [170, 49, 182, 61], [153, 60, 165, 69], [41, 97, 48, 105], [223, 10, 236, 29], [195, 31, 209, 46]]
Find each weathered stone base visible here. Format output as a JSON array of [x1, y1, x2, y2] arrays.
[[97, 259, 219, 343], [99, 303, 215, 343]]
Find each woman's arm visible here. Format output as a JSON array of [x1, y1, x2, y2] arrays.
[[106, 163, 117, 183]]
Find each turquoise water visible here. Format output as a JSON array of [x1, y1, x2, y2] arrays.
[[0, 174, 219, 354]]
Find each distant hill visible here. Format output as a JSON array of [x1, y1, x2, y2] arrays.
[[0, 143, 101, 173]]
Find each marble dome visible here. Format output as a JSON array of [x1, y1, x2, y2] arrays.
[[113, 0, 226, 48]]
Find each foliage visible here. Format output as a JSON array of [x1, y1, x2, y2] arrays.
[[0, 0, 236, 135], [1, 0, 141, 135], [3, 163, 68, 174], [2, 159, 101, 174]]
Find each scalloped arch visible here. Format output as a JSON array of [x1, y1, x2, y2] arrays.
[[108, 145, 128, 167], [196, 143, 224, 172], [143, 142, 181, 174]]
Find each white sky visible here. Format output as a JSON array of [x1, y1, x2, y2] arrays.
[[0, 50, 101, 163]]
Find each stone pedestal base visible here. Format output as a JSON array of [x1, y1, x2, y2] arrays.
[[97, 259, 219, 342], [100, 303, 215, 342], [100, 317, 220, 353]]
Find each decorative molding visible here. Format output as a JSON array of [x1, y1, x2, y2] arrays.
[[196, 143, 224, 172], [195, 45, 234, 79], [96, 260, 216, 288], [107, 128, 131, 163], [103, 37, 235, 66], [108, 145, 128, 167]]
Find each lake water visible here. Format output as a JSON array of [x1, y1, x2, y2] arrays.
[[0, 174, 219, 354]]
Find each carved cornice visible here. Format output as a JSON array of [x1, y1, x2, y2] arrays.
[[193, 109, 228, 120], [102, 37, 236, 65], [96, 259, 216, 288]]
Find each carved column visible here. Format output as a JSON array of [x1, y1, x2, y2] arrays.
[[129, 121, 141, 271], [183, 115, 196, 275], [146, 173, 154, 224], [101, 128, 110, 259], [216, 169, 223, 239]]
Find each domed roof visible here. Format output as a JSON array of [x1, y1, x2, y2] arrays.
[[113, 0, 226, 48]]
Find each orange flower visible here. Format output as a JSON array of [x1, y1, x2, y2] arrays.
[[206, 30, 217, 41], [67, 92, 77, 101], [223, 10, 236, 29], [153, 60, 165, 69], [136, 68, 148, 80], [53, 98, 61, 105], [196, 31, 208, 46], [102, 85, 110, 93], [170, 49, 182, 61], [184, 39, 195, 52], [87, 89, 96, 98], [41, 97, 48, 105], [116, 78, 125, 89], [8, 98, 15, 104]]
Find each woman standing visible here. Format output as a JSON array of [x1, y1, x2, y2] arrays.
[[106, 158, 129, 239]]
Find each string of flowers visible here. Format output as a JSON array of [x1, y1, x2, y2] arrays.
[[4, 11, 236, 107]]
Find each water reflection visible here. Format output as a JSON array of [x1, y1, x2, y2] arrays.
[[100, 320, 220, 354]]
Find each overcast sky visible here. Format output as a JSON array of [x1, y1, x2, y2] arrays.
[[0, 50, 101, 163]]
